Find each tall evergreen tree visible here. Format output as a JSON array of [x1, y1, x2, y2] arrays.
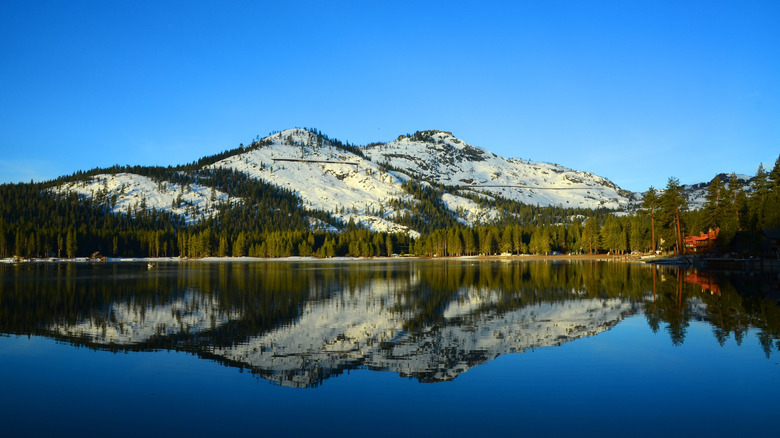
[[660, 177, 687, 255], [529, 227, 551, 255], [581, 218, 600, 254], [218, 235, 230, 257], [602, 216, 627, 254], [770, 154, 780, 188], [764, 156, 780, 227], [726, 173, 745, 229], [701, 177, 725, 230], [628, 215, 647, 253], [66, 229, 77, 258], [480, 228, 496, 255], [463, 229, 477, 256], [642, 187, 660, 253], [0, 221, 6, 258], [500, 227, 513, 254], [449, 229, 463, 256], [749, 164, 770, 227]]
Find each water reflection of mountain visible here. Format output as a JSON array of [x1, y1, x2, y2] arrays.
[[213, 293, 637, 387], [1, 261, 778, 387]]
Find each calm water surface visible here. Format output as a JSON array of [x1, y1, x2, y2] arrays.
[[1, 260, 778, 437]]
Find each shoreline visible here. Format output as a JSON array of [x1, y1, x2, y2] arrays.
[[3, 254, 776, 272], [1, 253, 645, 264]]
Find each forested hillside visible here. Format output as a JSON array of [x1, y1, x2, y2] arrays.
[[1, 128, 778, 259]]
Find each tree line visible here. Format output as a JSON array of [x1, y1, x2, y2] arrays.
[[642, 156, 780, 256]]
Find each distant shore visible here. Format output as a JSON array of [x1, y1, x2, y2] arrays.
[[4, 254, 777, 271], [2, 253, 641, 264]]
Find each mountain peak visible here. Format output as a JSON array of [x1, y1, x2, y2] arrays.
[[264, 128, 317, 145], [395, 130, 456, 143]]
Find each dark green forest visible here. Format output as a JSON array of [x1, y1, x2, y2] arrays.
[[1, 128, 778, 260]]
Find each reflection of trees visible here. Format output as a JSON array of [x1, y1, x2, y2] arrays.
[[0, 263, 320, 347], [394, 261, 649, 333], [643, 269, 692, 345], [666, 273, 689, 346], [706, 272, 780, 358], [645, 268, 662, 333], [1, 260, 778, 358], [643, 266, 780, 354]]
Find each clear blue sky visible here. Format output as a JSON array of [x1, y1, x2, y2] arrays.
[[1, 0, 778, 192]]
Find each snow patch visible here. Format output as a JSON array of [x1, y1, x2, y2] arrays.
[[52, 173, 236, 224]]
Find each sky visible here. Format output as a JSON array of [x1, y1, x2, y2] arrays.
[[1, 0, 778, 192]]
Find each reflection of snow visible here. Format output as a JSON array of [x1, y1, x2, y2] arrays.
[[215, 279, 637, 387], [48, 291, 241, 345], [379, 298, 636, 382], [212, 275, 413, 387], [45, 272, 638, 387]]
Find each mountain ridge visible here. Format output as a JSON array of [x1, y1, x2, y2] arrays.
[[49, 128, 641, 236], [2, 127, 776, 259]]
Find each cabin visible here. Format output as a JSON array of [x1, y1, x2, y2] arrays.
[[684, 228, 719, 254], [762, 228, 780, 259]]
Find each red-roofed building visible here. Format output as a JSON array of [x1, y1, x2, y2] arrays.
[[684, 228, 719, 254]]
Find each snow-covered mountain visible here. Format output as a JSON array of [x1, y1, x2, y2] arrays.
[[52, 128, 640, 235], [365, 130, 633, 209], [51, 172, 235, 224], [208, 129, 423, 236]]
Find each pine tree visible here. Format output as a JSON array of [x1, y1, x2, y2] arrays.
[[602, 216, 626, 254], [770, 154, 780, 188], [581, 218, 599, 254], [702, 177, 724, 230], [567, 222, 581, 254], [628, 215, 647, 253], [463, 229, 477, 256], [233, 232, 247, 257], [218, 235, 229, 257], [726, 173, 743, 228], [763, 156, 780, 227], [0, 221, 6, 258], [660, 177, 687, 255], [444, 229, 460, 256], [529, 227, 551, 255], [298, 240, 313, 256], [178, 232, 188, 257], [14, 230, 23, 257], [500, 227, 513, 254], [480, 228, 496, 255], [66, 229, 77, 258], [750, 164, 770, 227], [642, 187, 660, 253], [512, 225, 522, 254]]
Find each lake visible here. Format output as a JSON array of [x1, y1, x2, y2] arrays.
[[1, 260, 778, 437]]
